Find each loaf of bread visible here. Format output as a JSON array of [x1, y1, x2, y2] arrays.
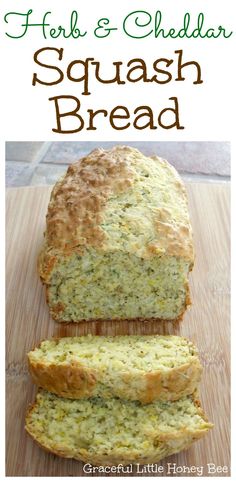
[[38, 146, 194, 322], [25, 390, 212, 465], [28, 335, 202, 403]]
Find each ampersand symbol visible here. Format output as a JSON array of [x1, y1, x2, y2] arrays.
[[94, 18, 118, 38]]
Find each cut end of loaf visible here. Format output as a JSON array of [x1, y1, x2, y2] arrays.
[[47, 251, 191, 322]]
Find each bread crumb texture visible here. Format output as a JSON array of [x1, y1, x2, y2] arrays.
[[28, 335, 202, 402], [26, 390, 213, 465], [38, 146, 194, 322]]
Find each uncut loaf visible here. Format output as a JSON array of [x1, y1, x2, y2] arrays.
[[38, 146, 194, 322], [28, 335, 202, 403], [25, 390, 213, 465]]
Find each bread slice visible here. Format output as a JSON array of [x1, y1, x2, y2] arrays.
[[25, 390, 213, 465], [28, 335, 202, 403], [38, 146, 194, 322]]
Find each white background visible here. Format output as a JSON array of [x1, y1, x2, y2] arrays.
[[1, 0, 235, 480], [0, 0, 235, 140]]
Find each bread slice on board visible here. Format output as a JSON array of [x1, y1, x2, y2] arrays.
[[28, 335, 202, 403], [25, 390, 213, 465]]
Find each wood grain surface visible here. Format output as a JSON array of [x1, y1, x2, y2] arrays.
[[6, 183, 230, 477]]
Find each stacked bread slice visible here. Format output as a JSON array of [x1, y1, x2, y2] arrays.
[[26, 335, 213, 465]]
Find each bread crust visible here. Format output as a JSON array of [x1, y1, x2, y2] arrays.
[[25, 397, 213, 466], [38, 147, 194, 279], [38, 146, 194, 322], [28, 336, 202, 403], [28, 360, 202, 403]]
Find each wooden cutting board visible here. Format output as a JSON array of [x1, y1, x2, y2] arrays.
[[6, 183, 230, 477]]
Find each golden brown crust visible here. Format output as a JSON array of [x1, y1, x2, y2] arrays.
[[37, 250, 58, 283], [143, 361, 202, 404], [45, 147, 135, 251], [28, 360, 202, 403], [38, 146, 194, 285], [28, 337, 202, 403], [28, 360, 98, 399]]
